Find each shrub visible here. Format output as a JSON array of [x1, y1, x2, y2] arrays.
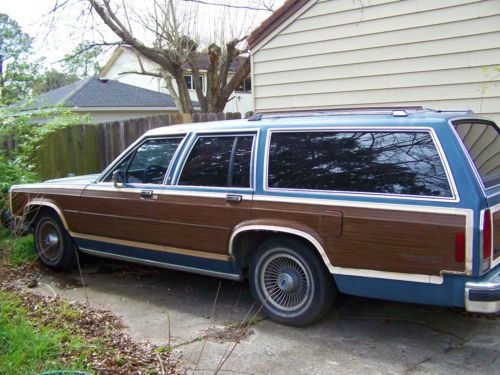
[[0, 104, 92, 213]]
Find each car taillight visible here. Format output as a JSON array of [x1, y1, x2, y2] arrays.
[[455, 232, 465, 262], [483, 209, 492, 260]]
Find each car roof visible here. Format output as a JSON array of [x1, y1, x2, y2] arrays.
[[144, 108, 490, 137]]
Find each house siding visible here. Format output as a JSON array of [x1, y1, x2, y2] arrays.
[[102, 48, 254, 114], [251, 0, 500, 123]]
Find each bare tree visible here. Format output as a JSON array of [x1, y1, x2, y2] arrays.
[[88, 0, 261, 114]]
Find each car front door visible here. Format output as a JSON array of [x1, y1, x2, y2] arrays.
[[70, 136, 185, 248]]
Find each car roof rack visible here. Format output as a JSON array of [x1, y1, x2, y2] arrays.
[[247, 107, 474, 121]]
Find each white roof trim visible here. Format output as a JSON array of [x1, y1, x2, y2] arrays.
[[250, 0, 317, 54]]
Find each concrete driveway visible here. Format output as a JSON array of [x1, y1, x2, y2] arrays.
[[32, 258, 499, 375]]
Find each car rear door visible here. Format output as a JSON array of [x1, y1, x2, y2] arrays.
[[153, 132, 256, 256]]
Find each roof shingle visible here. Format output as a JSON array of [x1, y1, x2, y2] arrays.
[[26, 76, 192, 110]]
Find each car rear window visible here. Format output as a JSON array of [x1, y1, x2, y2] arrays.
[[453, 121, 500, 189], [268, 131, 453, 197]]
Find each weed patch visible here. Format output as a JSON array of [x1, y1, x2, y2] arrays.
[[9, 234, 36, 266], [0, 242, 184, 374], [0, 290, 91, 374], [0, 228, 36, 267]]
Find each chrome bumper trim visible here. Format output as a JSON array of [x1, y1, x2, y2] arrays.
[[465, 271, 500, 313]]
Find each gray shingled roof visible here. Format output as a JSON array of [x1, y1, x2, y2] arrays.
[[26, 76, 196, 110]]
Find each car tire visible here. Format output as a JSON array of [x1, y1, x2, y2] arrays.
[[34, 211, 77, 271], [249, 238, 336, 326]]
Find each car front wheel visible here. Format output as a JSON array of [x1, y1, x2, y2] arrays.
[[34, 211, 77, 271], [249, 238, 336, 326]]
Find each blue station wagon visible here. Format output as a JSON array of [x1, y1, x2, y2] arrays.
[[7, 107, 500, 325]]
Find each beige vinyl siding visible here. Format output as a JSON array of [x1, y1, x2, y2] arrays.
[[251, 0, 500, 123]]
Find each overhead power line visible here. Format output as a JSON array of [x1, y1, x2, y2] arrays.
[[180, 0, 274, 12]]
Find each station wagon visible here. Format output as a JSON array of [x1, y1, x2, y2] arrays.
[[6, 107, 500, 325]]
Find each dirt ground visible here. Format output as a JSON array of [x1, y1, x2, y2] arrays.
[[24, 257, 500, 375]]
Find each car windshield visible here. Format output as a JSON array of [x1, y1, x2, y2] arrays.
[[453, 121, 500, 189]]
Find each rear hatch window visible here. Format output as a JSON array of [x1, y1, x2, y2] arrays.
[[453, 121, 500, 189]]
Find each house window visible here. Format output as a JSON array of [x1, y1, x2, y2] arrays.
[[184, 75, 204, 91], [184, 75, 192, 89], [236, 77, 251, 93]]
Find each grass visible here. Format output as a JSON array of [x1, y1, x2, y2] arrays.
[[0, 227, 178, 374], [0, 227, 36, 266], [0, 229, 93, 374], [0, 288, 175, 375], [0, 290, 93, 375]]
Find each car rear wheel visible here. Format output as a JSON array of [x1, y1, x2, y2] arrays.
[[34, 211, 77, 271], [249, 238, 336, 326]]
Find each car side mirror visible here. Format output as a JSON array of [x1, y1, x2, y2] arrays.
[[112, 170, 125, 188]]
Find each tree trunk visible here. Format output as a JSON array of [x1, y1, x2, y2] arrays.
[[88, 0, 252, 115], [172, 68, 193, 114]]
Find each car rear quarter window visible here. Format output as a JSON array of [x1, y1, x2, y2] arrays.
[[268, 131, 453, 197], [178, 135, 254, 188], [453, 121, 500, 189]]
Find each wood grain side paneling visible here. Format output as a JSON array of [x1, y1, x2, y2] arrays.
[[155, 193, 253, 254], [11, 188, 83, 230], [252, 200, 466, 275], [76, 188, 158, 245], [75, 188, 253, 255]]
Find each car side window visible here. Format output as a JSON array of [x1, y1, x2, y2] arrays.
[[268, 131, 453, 197], [104, 137, 182, 184], [103, 153, 133, 182], [178, 135, 254, 187]]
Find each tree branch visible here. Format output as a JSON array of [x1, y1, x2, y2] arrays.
[[180, 0, 274, 12], [55, 42, 120, 64]]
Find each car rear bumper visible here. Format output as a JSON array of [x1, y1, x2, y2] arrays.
[[465, 269, 500, 313]]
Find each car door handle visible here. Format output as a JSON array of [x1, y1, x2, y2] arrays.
[[140, 190, 154, 198], [226, 194, 242, 203]]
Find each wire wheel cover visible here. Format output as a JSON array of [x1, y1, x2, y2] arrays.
[[37, 219, 62, 262], [260, 253, 312, 312]]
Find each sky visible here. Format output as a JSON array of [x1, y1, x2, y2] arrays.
[[0, 0, 284, 70]]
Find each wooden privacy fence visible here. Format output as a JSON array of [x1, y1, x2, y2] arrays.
[[33, 112, 242, 180]]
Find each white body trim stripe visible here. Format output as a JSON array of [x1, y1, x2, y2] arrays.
[[84, 184, 254, 200], [263, 126, 460, 203], [229, 224, 445, 284], [18, 185, 475, 282], [253, 194, 474, 275]]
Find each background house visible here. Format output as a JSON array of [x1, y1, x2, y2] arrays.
[[248, 0, 500, 123], [24, 76, 185, 122], [100, 45, 253, 114]]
